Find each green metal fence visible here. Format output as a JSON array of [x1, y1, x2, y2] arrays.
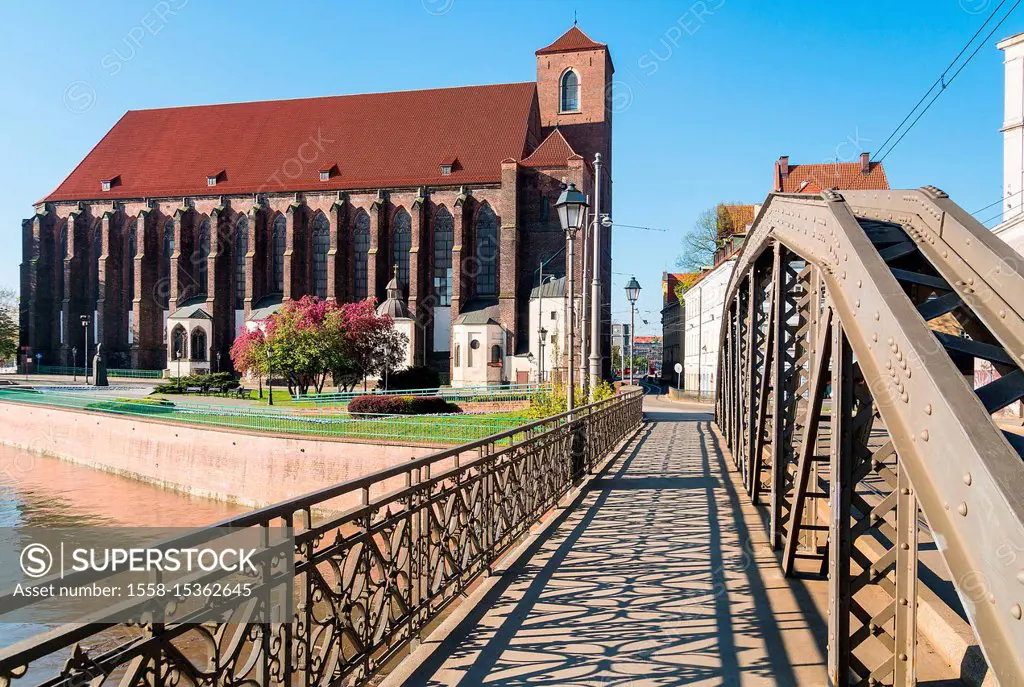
[[0, 388, 529, 445], [293, 383, 550, 407], [33, 365, 164, 379]]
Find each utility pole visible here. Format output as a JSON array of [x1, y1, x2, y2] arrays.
[[588, 154, 603, 398], [579, 207, 590, 394]]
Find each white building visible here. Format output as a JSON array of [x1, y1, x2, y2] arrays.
[[995, 32, 1024, 249], [682, 258, 736, 397], [508, 277, 571, 385]]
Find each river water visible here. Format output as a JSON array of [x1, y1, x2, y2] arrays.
[[0, 444, 250, 655]]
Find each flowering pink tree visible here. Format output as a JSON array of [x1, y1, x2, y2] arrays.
[[231, 296, 407, 395], [334, 299, 407, 391], [229, 327, 267, 397]]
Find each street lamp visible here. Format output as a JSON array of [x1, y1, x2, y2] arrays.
[[625, 276, 641, 387], [266, 345, 274, 406], [555, 182, 588, 410], [538, 326, 548, 383], [80, 315, 91, 384]]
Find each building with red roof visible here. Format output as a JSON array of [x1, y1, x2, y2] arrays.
[[21, 26, 615, 385], [773, 153, 889, 193]]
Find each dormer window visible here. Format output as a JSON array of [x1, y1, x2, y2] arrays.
[[207, 170, 225, 187], [439, 158, 458, 176], [100, 175, 120, 192], [560, 70, 580, 112], [318, 164, 338, 182]]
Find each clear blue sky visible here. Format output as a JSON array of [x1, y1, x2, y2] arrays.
[[0, 0, 1017, 334]]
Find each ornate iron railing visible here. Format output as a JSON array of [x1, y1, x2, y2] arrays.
[[0, 388, 643, 687]]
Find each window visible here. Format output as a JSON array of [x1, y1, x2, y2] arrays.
[[127, 219, 137, 303], [312, 212, 330, 298], [91, 229, 101, 305], [353, 212, 370, 301], [101, 180, 112, 192], [162, 220, 175, 297], [440, 165, 452, 176], [207, 176, 218, 187], [560, 70, 579, 112], [468, 339, 479, 367], [475, 204, 498, 297], [272, 215, 286, 293], [234, 216, 249, 308], [196, 220, 210, 296], [454, 344, 461, 368], [540, 196, 549, 222], [490, 344, 501, 365], [171, 325, 187, 360], [190, 328, 207, 361], [320, 170, 330, 182], [391, 209, 411, 292], [433, 207, 454, 306], [550, 310, 556, 320]]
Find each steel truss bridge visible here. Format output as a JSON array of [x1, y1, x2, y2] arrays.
[[716, 187, 1024, 685]]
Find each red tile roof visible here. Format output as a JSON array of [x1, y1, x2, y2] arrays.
[[774, 158, 889, 193], [43, 82, 539, 202], [521, 128, 579, 168], [536, 26, 606, 55]]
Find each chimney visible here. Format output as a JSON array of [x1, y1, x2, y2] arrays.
[[779, 155, 790, 177], [860, 152, 871, 174]]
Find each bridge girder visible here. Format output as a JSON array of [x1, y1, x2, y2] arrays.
[[716, 188, 1024, 685]]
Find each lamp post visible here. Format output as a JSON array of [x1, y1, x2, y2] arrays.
[[588, 153, 605, 399], [72, 347, 78, 382], [625, 277, 641, 387], [266, 345, 274, 406], [538, 327, 548, 383], [80, 315, 91, 384], [555, 181, 588, 411]]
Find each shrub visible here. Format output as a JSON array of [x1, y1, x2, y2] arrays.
[[154, 373, 239, 395], [385, 366, 441, 391], [525, 381, 617, 419], [87, 397, 176, 415], [348, 394, 461, 415]]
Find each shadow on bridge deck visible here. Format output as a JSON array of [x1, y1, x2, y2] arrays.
[[382, 398, 830, 686]]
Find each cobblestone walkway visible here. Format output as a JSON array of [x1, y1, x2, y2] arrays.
[[388, 398, 828, 686]]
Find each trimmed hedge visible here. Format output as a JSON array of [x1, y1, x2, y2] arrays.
[[86, 397, 176, 415], [384, 366, 441, 391], [348, 394, 461, 415], [155, 372, 239, 395]]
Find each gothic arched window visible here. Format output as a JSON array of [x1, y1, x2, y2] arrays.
[[127, 219, 137, 303], [234, 216, 249, 308], [560, 70, 579, 112], [312, 213, 330, 298], [162, 219, 175, 298], [272, 215, 286, 293], [171, 325, 187, 360], [433, 207, 454, 306], [91, 228, 102, 305], [475, 204, 498, 297], [190, 328, 207, 361], [353, 212, 370, 301], [391, 209, 411, 292], [196, 219, 210, 296]]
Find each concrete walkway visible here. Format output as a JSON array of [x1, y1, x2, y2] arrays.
[[387, 398, 829, 686]]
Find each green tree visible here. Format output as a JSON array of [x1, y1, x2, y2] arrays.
[[677, 203, 738, 271], [0, 288, 18, 364]]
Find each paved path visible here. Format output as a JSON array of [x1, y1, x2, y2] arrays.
[[389, 398, 828, 686]]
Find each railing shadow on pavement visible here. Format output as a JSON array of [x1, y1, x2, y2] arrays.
[[391, 410, 828, 686]]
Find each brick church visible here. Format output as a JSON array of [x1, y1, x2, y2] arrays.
[[19, 25, 614, 384]]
